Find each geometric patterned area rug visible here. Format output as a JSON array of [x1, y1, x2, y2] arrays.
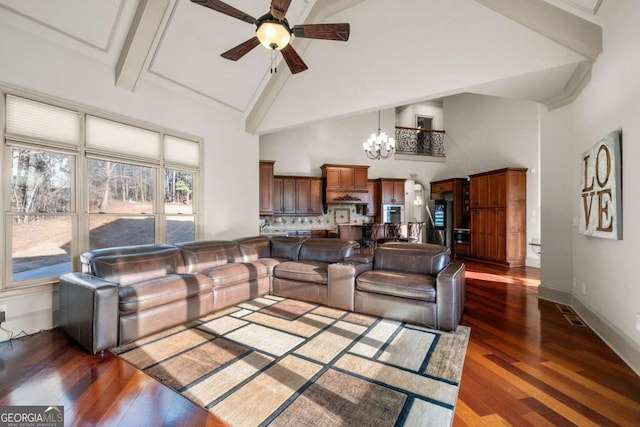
[[112, 295, 471, 427]]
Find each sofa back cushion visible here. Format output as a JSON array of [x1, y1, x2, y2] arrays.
[[89, 247, 185, 286], [81, 244, 175, 275], [270, 236, 305, 260], [299, 238, 358, 263], [236, 236, 271, 261], [374, 244, 449, 275], [176, 241, 242, 273]]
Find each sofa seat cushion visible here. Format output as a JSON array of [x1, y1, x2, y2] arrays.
[[119, 273, 212, 313], [203, 261, 268, 289], [274, 261, 329, 284], [356, 270, 436, 302]]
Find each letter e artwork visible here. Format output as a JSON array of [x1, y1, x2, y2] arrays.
[[579, 130, 622, 239]]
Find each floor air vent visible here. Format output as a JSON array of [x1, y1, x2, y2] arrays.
[[556, 304, 587, 327]]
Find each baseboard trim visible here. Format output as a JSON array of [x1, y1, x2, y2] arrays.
[[537, 286, 572, 304], [538, 286, 640, 376]]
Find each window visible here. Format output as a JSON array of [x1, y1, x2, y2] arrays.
[[87, 158, 155, 250], [9, 147, 74, 283], [2, 93, 201, 289]]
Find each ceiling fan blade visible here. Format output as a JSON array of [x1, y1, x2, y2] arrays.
[[292, 23, 350, 41], [221, 37, 260, 61], [190, 0, 256, 24], [280, 45, 308, 74], [270, 0, 292, 20]]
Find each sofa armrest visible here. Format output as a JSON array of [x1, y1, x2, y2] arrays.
[[327, 262, 373, 311], [59, 272, 119, 354], [435, 262, 466, 331]]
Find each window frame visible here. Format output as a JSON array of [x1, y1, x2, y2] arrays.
[[1, 89, 203, 293]]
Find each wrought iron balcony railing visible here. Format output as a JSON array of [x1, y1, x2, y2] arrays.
[[395, 126, 446, 157]]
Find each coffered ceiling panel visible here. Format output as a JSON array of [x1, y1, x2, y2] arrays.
[[148, 0, 312, 112], [0, 0, 127, 51]]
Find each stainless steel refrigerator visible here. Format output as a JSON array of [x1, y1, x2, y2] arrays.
[[425, 198, 453, 249]]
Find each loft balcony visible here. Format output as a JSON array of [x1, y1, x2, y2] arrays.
[[395, 126, 446, 160]]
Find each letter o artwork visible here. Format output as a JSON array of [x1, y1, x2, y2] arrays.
[[595, 144, 611, 188], [578, 130, 622, 240]]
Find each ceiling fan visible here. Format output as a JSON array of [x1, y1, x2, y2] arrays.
[[191, 0, 350, 74]]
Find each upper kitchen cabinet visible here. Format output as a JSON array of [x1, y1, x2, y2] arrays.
[[321, 164, 370, 206], [259, 161, 275, 215], [273, 175, 322, 215], [378, 179, 405, 204], [321, 164, 369, 191], [296, 178, 323, 215], [273, 176, 296, 214]]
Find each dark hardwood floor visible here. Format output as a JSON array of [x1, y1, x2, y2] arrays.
[[1, 261, 639, 426]]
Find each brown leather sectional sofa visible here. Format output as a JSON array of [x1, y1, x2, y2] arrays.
[[59, 236, 465, 354]]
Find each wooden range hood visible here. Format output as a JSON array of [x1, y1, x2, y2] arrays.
[[321, 164, 370, 206]]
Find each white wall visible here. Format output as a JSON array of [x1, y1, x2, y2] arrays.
[[443, 93, 541, 266], [0, 22, 258, 340], [396, 102, 444, 130], [260, 108, 447, 183], [540, 0, 640, 371]]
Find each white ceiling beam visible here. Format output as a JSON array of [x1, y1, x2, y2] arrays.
[[115, 0, 171, 91], [245, 0, 365, 134], [542, 60, 592, 110], [474, 0, 602, 61]]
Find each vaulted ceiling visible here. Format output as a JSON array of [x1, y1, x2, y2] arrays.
[[0, 0, 603, 134]]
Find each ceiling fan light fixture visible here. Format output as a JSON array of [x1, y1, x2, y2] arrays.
[[256, 20, 291, 50]]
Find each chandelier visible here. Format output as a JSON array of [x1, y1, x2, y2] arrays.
[[363, 111, 395, 160]]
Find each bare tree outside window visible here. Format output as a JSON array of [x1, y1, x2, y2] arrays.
[[10, 148, 72, 281]]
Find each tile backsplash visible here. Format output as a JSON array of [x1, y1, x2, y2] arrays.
[[260, 204, 372, 232]]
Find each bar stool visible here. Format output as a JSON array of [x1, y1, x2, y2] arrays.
[[360, 223, 382, 253], [378, 223, 402, 245], [399, 222, 424, 243]]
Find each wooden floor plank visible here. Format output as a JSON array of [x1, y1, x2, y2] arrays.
[[0, 260, 638, 426]]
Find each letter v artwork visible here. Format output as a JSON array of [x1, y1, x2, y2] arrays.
[[580, 130, 623, 239]]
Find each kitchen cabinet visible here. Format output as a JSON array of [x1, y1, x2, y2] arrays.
[[321, 164, 369, 191], [273, 176, 322, 215], [296, 178, 323, 215], [379, 179, 405, 204], [468, 168, 527, 267], [259, 161, 275, 215], [366, 180, 377, 217], [273, 177, 296, 214], [288, 229, 328, 238]]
